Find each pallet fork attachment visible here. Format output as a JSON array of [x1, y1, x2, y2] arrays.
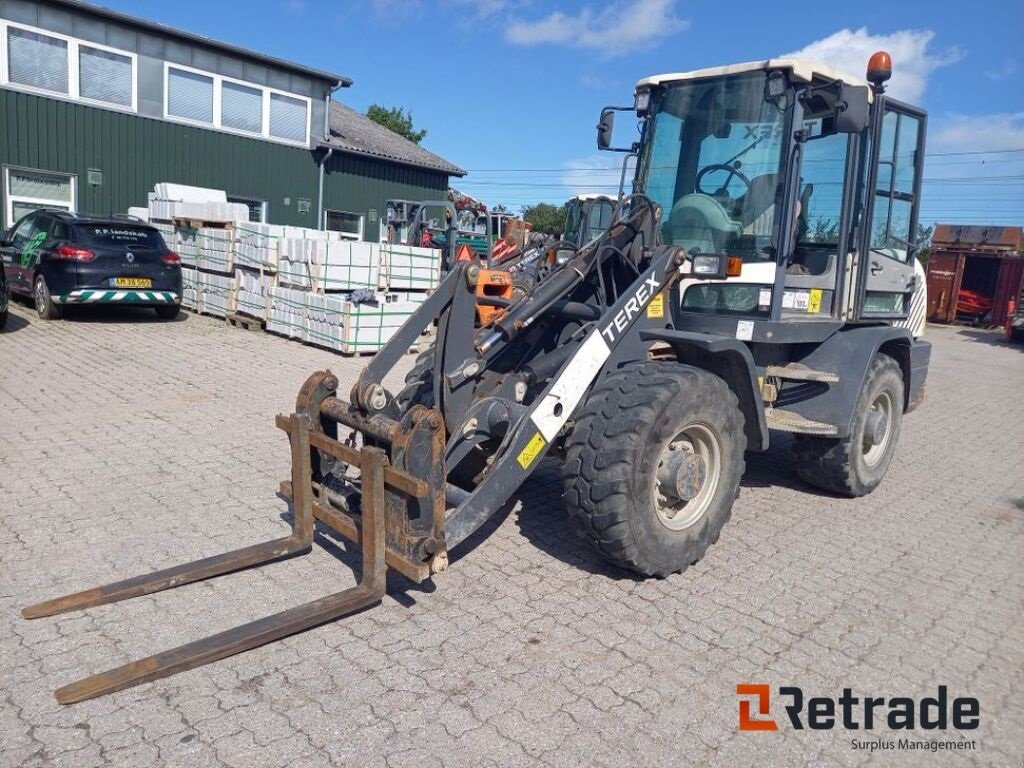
[[23, 406, 441, 704], [25, 201, 680, 704]]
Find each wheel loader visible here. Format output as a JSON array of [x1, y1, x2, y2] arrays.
[[26, 51, 932, 703]]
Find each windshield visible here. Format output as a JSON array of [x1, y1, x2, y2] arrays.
[[639, 73, 789, 262], [76, 225, 165, 249]]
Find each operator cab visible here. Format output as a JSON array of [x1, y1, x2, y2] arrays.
[[602, 56, 926, 341], [564, 194, 617, 248]]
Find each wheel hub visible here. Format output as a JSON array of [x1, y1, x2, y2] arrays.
[[864, 409, 887, 446], [657, 450, 707, 502], [862, 391, 894, 467], [653, 423, 722, 531]]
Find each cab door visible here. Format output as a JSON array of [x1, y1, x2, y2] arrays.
[[855, 99, 927, 320]]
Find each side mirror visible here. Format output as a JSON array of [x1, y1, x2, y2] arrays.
[[802, 82, 870, 135], [827, 84, 870, 134], [597, 110, 615, 150]]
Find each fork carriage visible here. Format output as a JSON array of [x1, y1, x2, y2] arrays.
[[23, 379, 452, 703]]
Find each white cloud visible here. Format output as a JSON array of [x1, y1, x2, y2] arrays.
[[561, 155, 632, 198], [930, 113, 1024, 154], [784, 28, 962, 103], [444, 0, 509, 20], [505, 0, 689, 57], [371, 0, 423, 24], [984, 59, 1017, 82]]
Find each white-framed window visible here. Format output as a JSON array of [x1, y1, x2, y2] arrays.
[[227, 195, 268, 223], [221, 81, 263, 134], [163, 63, 310, 146], [325, 210, 364, 240], [4, 166, 77, 228], [0, 21, 137, 111], [166, 65, 214, 124]]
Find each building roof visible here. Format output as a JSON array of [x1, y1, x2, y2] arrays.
[[637, 58, 869, 94], [46, 0, 352, 87], [325, 101, 465, 177]]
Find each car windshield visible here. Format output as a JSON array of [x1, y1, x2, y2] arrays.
[[76, 225, 165, 249], [639, 72, 789, 262]]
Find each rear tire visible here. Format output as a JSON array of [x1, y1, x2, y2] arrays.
[[563, 362, 746, 577], [396, 344, 436, 409], [154, 304, 180, 320], [33, 275, 62, 320], [792, 354, 904, 497]]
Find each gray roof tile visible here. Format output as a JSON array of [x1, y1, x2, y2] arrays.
[[325, 102, 465, 177]]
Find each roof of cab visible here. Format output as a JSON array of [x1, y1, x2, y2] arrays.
[[636, 58, 869, 91]]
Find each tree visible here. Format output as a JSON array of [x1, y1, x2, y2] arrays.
[[366, 104, 427, 144], [914, 223, 934, 266], [522, 203, 567, 235]]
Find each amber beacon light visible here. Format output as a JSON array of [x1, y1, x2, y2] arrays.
[[866, 51, 893, 89]]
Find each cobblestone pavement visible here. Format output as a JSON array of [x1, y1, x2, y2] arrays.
[[1, 302, 1022, 768]]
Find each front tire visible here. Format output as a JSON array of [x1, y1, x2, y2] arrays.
[[33, 275, 62, 320], [792, 354, 904, 497], [563, 362, 746, 577]]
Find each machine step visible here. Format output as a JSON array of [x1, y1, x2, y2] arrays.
[[765, 408, 839, 436], [764, 363, 840, 383]]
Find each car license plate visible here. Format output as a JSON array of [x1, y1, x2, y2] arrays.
[[114, 277, 152, 288]]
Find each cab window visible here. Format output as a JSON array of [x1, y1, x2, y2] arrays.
[[797, 126, 851, 245], [869, 110, 922, 263]]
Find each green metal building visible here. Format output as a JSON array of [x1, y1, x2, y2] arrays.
[[0, 0, 463, 237]]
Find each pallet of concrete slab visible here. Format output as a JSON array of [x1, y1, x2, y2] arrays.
[[278, 231, 379, 293], [232, 222, 283, 274], [379, 242, 442, 292], [169, 220, 236, 274], [266, 287, 428, 355], [149, 183, 249, 227], [231, 267, 273, 323], [187, 270, 232, 319]]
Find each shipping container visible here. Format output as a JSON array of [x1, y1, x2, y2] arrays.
[[925, 225, 1024, 327]]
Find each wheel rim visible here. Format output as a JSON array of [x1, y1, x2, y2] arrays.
[[34, 278, 46, 313], [862, 391, 894, 467], [653, 422, 722, 531]]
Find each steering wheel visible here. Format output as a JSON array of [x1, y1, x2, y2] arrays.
[[696, 163, 752, 199]]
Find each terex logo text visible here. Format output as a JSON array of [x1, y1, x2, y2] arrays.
[[736, 684, 980, 731]]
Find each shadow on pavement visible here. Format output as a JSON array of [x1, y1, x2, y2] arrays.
[[953, 327, 1023, 351], [1, 310, 31, 333], [60, 305, 189, 324]]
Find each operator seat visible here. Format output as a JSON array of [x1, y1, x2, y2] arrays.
[[738, 173, 780, 236], [662, 194, 741, 254]]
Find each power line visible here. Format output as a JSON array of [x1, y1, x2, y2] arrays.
[[460, 148, 1024, 174]]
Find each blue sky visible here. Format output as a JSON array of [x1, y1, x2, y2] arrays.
[[105, 0, 1023, 227]]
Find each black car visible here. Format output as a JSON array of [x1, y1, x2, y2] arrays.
[[0, 209, 182, 320], [0, 255, 8, 330]]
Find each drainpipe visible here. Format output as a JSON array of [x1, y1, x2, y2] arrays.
[[317, 82, 345, 230], [317, 146, 334, 231]]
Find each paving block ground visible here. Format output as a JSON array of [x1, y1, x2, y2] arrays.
[[0, 301, 1021, 767]]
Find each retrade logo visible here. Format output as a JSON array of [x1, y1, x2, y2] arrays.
[[736, 684, 979, 732], [737, 684, 778, 731]]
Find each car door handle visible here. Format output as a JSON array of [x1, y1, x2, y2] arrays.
[[869, 262, 883, 276]]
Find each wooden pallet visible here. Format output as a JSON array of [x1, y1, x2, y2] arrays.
[[226, 312, 264, 332]]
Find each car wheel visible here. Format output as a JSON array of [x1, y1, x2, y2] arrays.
[[0, 306, 7, 330], [33, 275, 62, 320], [154, 304, 180, 320]]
